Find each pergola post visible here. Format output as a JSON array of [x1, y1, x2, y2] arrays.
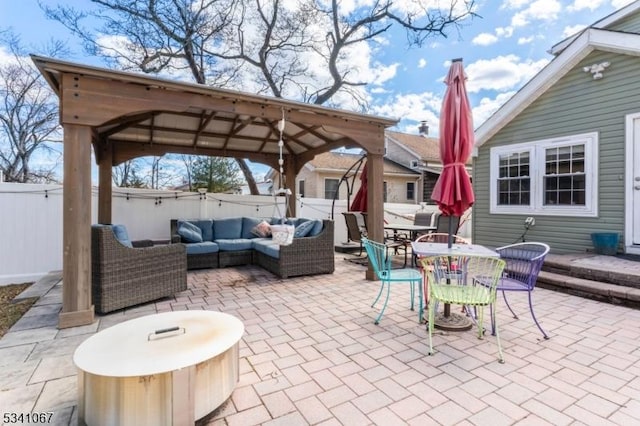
[[366, 153, 384, 280], [59, 124, 95, 328], [97, 141, 113, 224]]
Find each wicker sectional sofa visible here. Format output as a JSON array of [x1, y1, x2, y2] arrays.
[[170, 217, 335, 278]]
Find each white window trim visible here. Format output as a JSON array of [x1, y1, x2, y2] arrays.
[[490, 132, 598, 217]]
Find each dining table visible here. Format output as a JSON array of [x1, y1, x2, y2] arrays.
[[384, 223, 436, 241], [383, 223, 436, 267], [411, 241, 499, 331]]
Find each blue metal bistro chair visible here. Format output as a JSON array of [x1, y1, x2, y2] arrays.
[[362, 238, 423, 325]]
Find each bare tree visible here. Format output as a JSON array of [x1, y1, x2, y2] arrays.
[[179, 154, 196, 191], [113, 159, 147, 187], [0, 34, 64, 183], [43, 0, 477, 185]]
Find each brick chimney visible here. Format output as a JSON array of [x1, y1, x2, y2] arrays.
[[418, 121, 429, 136]]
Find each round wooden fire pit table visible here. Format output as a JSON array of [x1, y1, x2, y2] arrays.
[[73, 310, 244, 426]]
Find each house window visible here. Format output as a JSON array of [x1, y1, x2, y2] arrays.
[[324, 178, 339, 200], [543, 145, 585, 206], [497, 151, 531, 206], [406, 182, 415, 200], [383, 181, 388, 203], [490, 132, 598, 217], [298, 180, 305, 198]]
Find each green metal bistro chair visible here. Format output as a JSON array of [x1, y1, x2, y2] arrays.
[[362, 238, 423, 325], [421, 255, 507, 363]]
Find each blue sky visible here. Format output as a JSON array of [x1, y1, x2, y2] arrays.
[[0, 0, 635, 183]]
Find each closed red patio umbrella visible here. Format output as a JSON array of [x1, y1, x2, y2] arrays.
[[350, 162, 368, 212], [430, 58, 475, 329], [431, 58, 475, 235]]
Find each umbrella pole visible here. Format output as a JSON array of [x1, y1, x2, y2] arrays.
[[432, 214, 472, 332], [444, 215, 453, 317]]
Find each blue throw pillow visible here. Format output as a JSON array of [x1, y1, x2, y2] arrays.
[[178, 221, 203, 243], [112, 224, 133, 248], [309, 219, 324, 236], [294, 220, 315, 238]]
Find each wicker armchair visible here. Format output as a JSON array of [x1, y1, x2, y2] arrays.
[[91, 225, 188, 314]]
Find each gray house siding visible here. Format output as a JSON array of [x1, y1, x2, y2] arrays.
[[608, 12, 640, 33], [474, 50, 640, 253]]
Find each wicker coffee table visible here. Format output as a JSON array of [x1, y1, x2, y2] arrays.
[[74, 310, 244, 425]]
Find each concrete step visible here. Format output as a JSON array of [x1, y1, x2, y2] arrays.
[[537, 270, 640, 308], [543, 255, 640, 289]]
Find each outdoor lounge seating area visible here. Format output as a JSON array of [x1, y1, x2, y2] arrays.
[[170, 217, 335, 278]]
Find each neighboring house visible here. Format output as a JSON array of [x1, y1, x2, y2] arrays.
[[473, 1, 640, 254], [384, 128, 444, 204], [272, 151, 421, 204]]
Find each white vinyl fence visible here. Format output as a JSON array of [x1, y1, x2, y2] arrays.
[[0, 183, 470, 285]]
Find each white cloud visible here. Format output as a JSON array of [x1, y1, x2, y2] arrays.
[[473, 92, 517, 128], [568, 0, 607, 12], [464, 54, 549, 94], [517, 36, 534, 45], [496, 27, 514, 38], [510, 0, 562, 28], [562, 24, 587, 38], [418, 58, 427, 68], [612, 0, 635, 8], [472, 33, 499, 46], [371, 91, 441, 126], [501, 0, 531, 9]]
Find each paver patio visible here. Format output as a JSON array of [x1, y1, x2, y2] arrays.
[[1, 254, 639, 425]]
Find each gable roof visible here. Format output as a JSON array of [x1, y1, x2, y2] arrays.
[[385, 130, 440, 162], [32, 55, 396, 171], [549, 0, 640, 56], [307, 151, 419, 175], [475, 28, 640, 147]]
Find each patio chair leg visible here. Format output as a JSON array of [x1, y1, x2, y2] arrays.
[[490, 303, 496, 336], [374, 281, 391, 325], [528, 292, 549, 340], [427, 298, 436, 356], [418, 281, 424, 324], [494, 311, 505, 364], [410, 281, 415, 311], [372, 282, 384, 308], [502, 291, 519, 319]]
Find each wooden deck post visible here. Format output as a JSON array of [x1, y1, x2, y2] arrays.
[[59, 124, 95, 328]]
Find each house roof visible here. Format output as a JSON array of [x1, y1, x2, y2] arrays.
[[475, 28, 640, 147], [549, 0, 640, 56], [31, 55, 397, 171], [307, 151, 419, 176], [385, 130, 441, 162]]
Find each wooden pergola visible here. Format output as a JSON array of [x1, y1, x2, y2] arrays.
[[32, 55, 397, 328]]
